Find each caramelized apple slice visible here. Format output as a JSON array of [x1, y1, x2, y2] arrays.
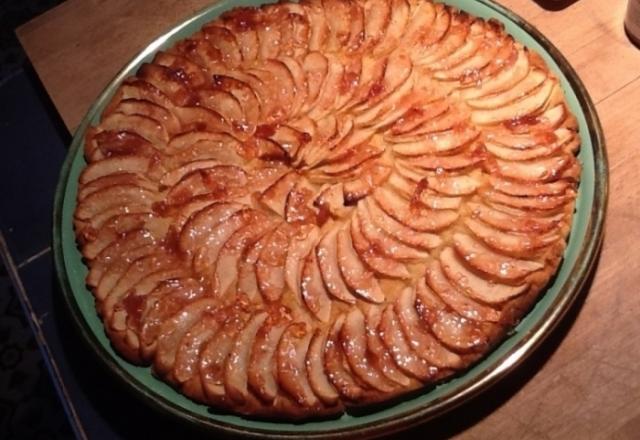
[[350, 211, 410, 279], [468, 69, 547, 109], [316, 228, 357, 304], [173, 312, 221, 386], [337, 228, 387, 302], [425, 259, 501, 322], [154, 298, 218, 379], [472, 79, 555, 126], [415, 278, 489, 352], [80, 213, 151, 260], [277, 322, 319, 407], [259, 172, 300, 217], [488, 175, 572, 197], [356, 203, 429, 261], [364, 198, 442, 250], [493, 155, 570, 182], [256, 224, 292, 302], [285, 225, 320, 302], [394, 287, 462, 368], [364, 306, 414, 387], [362, 0, 391, 48], [374, 0, 410, 55], [179, 203, 244, 253], [224, 312, 269, 404], [306, 327, 340, 406], [467, 202, 563, 233], [75, 185, 157, 221], [427, 173, 480, 196], [465, 217, 559, 254], [300, 251, 332, 322], [101, 112, 169, 146], [373, 187, 459, 232], [215, 216, 277, 296], [342, 161, 392, 204], [248, 316, 290, 403], [440, 247, 528, 304], [379, 305, 438, 381], [392, 126, 479, 156], [138, 278, 205, 361], [324, 315, 365, 400], [460, 46, 529, 100], [341, 308, 396, 392], [200, 310, 247, 400], [453, 233, 543, 280]]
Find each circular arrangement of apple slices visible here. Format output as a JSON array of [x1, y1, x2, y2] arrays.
[[75, 0, 580, 419]]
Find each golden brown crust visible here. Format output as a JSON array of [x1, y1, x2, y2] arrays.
[[74, 0, 580, 420]]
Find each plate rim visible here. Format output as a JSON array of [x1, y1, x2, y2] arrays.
[[52, 0, 609, 438]]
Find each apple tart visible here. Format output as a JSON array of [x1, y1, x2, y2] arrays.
[[74, 0, 580, 420]]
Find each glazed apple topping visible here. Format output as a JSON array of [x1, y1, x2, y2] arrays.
[[75, 0, 580, 420]]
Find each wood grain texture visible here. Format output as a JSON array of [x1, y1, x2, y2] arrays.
[[16, 0, 640, 438]]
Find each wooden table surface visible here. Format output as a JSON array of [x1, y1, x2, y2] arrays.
[[16, 0, 640, 438]]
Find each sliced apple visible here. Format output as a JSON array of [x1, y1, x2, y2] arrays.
[[277, 322, 319, 407], [492, 155, 571, 182], [300, 250, 332, 322], [373, 187, 459, 232], [200, 310, 247, 400], [415, 278, 489, 352], [210, 74, 261, 132], [379, 305, 438, 381], [427, 173, 480, 196], [342, 161, 392, 204], [259, 171, 300, 217], [173, 311, 221, 386], [101, 252, 178, 320], [460, 45, 529, 101], [248, 316, 290, 403], [316, 228, 357, 304], [324, 315, 365, 400], [81, 213, 151, 260], [154, 297, 219, 379], [138, 278, 205, 361], [364, 198, 442, 250], [467, 202, 564, 233], [394, 287, 463, 368], [357, 203, 429, 261], [192, 209, 257, 277], [178, 202, 244, 253], [306, 327, 340, 406], [425, 259, 501, 322], [215, 215, 277, 296], [465, 217, 559, 255], [79, 155, 153, 185], [256, 224, 292, 302], [285, 225, 320, 302], [224, 312, 269, 404], [481, 188, 574, 211], [337, 227, 387, 302], [406, 148, 484, 171], [392, 125, 479, 156], [472, 79, 555, 126], [373, 0, 410, 55], [364, 306, 414, 387], [488, 175, 571, 197], [468, 69, 547, 110], [75, 184, 157, 222], [341, 308, 396, 392], [440, 247, 528, 304], [362, 0, 391, 48], [160, 160, 221, 187], [111, 98, 180, 135], [453, 232, 544, 280]]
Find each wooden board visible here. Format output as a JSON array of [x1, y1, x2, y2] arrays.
[[16, 0, 640, 438]]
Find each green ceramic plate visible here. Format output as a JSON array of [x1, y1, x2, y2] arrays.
[[53, 0, 608, 438]]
